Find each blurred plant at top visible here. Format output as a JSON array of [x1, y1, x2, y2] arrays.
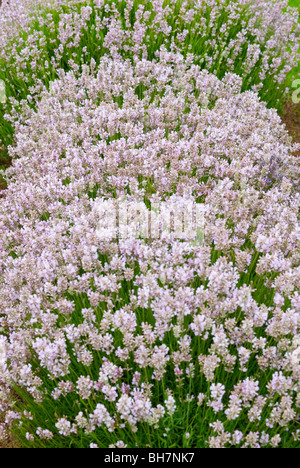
[[0, 0, 299, 150]]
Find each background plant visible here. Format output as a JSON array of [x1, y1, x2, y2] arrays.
[[0, 0, 299, 152]]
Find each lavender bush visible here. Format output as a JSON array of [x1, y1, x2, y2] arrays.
[[0, 51, 299, 448], [0, 0, 299, 449]]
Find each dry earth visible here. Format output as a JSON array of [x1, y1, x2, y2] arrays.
[[282, 101, 300, 157]]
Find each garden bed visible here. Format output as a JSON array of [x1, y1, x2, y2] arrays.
[[0, 0, 299, 450]]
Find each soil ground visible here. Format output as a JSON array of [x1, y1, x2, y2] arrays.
[[282, 101, 300, 156]]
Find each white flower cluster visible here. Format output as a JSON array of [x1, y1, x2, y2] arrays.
[[0, 47, 299, 447]]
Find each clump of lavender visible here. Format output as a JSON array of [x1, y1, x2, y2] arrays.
[[0, 52, 299, 448], [0, 0, 299, 148]]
